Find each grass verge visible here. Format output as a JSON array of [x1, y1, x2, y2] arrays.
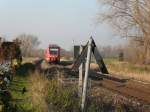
[[91, 58, 150, 82]]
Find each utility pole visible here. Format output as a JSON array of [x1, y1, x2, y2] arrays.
[[81, 37, 92, 112]]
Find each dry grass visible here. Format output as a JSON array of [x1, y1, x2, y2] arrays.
[[22, 57, 40, 64], [107, 61, 150, 82], [28, 71, 80, 112], [61, 56, 73, 61], [29, 71, 50, 112], [109, 66, 150, 83], [90, 59, 150, 82]]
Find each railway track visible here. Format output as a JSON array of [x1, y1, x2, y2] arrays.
[[88, 71, 150, 105], [34, 59, 150, 105], [98, 78, 150, 104]]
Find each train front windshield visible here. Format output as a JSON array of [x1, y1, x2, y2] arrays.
[[49, 48, 58, 55]]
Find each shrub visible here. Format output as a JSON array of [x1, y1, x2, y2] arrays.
[[47, 79, 80, 112]]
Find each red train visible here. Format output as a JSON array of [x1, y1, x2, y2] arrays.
[[44, 45, 60, 63]]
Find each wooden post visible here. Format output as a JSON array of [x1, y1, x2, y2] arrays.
[[78, 46, 83, 97], [81, 37, 92, 112]]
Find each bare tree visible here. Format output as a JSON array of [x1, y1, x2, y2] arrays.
[[98, 0, 150, 63], [15, 34, 40, 57]]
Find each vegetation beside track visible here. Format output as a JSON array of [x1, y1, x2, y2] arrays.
[[91, 58, 150, 82], [105, 58, 150, 82], [5, 61, 36, 112], [6, 59, 149, 112], [8, 74, 33, 112]]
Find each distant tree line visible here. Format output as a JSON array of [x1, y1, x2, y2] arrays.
[[1, 34, 74, 59], [98, 45, 123, 58], [14, 34, 44, 58], [15, 34, 73, 59]]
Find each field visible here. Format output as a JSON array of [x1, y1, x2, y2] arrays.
[[91, 58, 150, 83], [5, 58, 149, 112]]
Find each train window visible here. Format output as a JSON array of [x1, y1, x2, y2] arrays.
[[50, 48, 58, 55]]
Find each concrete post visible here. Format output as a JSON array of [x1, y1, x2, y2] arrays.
[[78, 46, 83, 97], [81, 37, 92, 112]]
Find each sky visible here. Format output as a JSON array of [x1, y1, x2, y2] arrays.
[[0, 0, 126, 50]]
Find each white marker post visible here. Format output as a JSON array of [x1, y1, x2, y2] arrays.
[[79, 46, 83, 97], [81, 37, 92, 112]]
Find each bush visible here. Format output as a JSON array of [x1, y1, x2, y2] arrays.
[[29, 72, 50, 112], [28, 72, 80, 112], [47, 79, 80, 112]]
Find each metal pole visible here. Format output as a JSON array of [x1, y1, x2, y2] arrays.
[[81, 37, 92, 112], [78, 46, 83, 97]]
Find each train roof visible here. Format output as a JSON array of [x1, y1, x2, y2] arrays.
[[49, 44, 60, 48]]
